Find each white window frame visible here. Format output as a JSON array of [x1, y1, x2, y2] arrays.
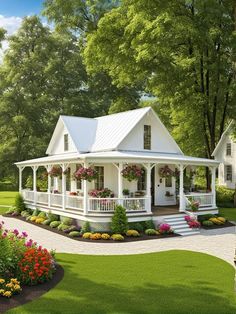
[[225, 165, 232, 182], [64, 134, 69, 151], [94, 166, 104, 190], [144, 125, 151, 150]]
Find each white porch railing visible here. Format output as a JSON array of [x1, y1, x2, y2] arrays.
[[89, 197, 147, 212], [185, 193, 213, 210], [66, 195, 84, 210], [22, 190, 34, 202], [36, 192, 48, 205], [51, 193, 63, 207]]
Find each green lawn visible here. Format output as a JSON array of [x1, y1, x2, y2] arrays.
[[0, 191, 17, 214], [7, 251, 236, 314], [219, 207, 236, 222]]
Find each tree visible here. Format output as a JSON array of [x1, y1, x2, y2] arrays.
[[84, 0, 236, 160], [111, 205, 128, 234]]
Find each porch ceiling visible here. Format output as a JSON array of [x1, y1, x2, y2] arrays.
[[15, 150, 219, 168]]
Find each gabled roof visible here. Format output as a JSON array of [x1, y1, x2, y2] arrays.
[[46, 107, 183, 155], [212, 121, 235, 157]]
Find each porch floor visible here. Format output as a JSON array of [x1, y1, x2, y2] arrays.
[[152, 205, 180, 216]]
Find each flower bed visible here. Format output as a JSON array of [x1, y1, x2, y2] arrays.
[[0, 220, 57, 301], [198, 214, 234, 229]]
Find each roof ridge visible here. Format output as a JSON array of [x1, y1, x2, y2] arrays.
[[95, 106, 150, 120]]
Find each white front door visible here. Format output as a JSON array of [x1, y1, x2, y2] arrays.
[[155, 165, 176, 206]]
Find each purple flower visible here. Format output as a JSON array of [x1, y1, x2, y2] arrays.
[[21, 231, 28, 238], [13, 229, 19, 236]]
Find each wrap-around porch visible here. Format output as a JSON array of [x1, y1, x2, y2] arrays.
[[16, 152, 219, 219]]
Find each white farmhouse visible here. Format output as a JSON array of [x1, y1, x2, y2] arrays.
[[212, 121, 236, 190], [15, 107, 219, 234]]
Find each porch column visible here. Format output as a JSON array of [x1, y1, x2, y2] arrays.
[[144, 163, 152, 213], [83, 161, 89, 214], [32, 165, 38, 205], [118, 162, 123, 205], [179, 164, 185, 212], [46, 165, 52, 208], [18, 166, 24, 193], [61, 164, 67, 211], [211, 166, 216, 208]]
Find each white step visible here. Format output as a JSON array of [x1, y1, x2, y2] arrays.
[[170, 221, 187, 226], [179, 230, 200, 236], [164, 216, 200, 236], [165, 217, 185, 222]]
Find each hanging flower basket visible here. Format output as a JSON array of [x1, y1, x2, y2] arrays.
[[74, 167, 98, 182], [121, 165, 144, 182], [48, 166, 62, 177], [159, 165, 179, 178]]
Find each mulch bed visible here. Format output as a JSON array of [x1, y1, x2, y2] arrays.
[[0, 264, 64, 314], [201, 221, 236, 230], [3, 214, 180, 243]]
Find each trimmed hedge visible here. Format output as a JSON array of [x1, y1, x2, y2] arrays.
[[216, 186, 234, 207]]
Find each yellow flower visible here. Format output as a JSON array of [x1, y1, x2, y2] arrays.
[[0, 279, 5, 284], [3, 291, 12, 298], [6, 283, 13, 288], [0, 289, 5, 295], [10, 278, 19, 284], [13, 284, 21, 291]]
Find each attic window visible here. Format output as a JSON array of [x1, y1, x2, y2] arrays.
[[226, 143, 231, 156], [64, 134, 69, 151], [144, 125, 151, 150]]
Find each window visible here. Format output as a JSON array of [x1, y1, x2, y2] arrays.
[[226, 165, 232, 181], [144, 125, 151, 150], [64, 134, 69, 151], [94, 166, 104, 190], [165, 176, 172, 187], [66, 168, 71, 191], [226, 143, 231, 156], [137, 169, 146, 190]]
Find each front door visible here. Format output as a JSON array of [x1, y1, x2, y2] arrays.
[[155, 165, 176, 206]]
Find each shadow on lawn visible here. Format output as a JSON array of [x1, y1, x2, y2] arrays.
[[14, 257, 236, 314]]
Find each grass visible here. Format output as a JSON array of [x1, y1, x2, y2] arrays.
[[7, 251, 236, 314], [219, 207, 236, 222], [0, 191, 17, 214]]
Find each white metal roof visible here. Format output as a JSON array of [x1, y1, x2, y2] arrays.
[[15, 150, 219, 167], [212, 121, 234, 157], [47, 107, 157, 154]]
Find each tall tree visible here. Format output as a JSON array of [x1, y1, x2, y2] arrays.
[[43, 0, 140, 113], [84, 0, 236, 159]]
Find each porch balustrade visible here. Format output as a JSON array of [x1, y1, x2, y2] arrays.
[[22, 190, 148, 213], [185, 193, 213, 210]]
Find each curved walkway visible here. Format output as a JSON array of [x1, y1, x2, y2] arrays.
[[1, 215, 236, 266]]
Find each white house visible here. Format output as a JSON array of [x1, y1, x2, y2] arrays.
[[212, 121, 236, 189], [15, 107, 219, 232]]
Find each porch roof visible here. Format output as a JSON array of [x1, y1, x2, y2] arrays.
[[15, 150, 219, 167]]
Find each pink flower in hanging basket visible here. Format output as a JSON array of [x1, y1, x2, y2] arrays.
[[74, 167, 98, 182], [121, 165, 144, 182]]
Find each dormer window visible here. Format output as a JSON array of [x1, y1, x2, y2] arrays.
[[64, 134, 69, 151], [144, 125, 151, 150], [226, 143, 231, 156]]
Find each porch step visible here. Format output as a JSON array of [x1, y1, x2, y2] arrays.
[[164, 216, 200, 237]]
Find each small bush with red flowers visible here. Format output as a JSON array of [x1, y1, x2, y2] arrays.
[[121, 165, 144, 182], [0, 220, 56, 298], [184, 215, 201, 229], [158, 223, 173, 235]]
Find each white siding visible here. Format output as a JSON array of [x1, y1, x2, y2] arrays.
[[119, 111, 182, 154], [50, 125, 77, 155], [215, 134, 236, 189]]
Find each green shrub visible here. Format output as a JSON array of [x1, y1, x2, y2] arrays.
[[57, 224, 71, 231], [144, 220, 155, 230], [43, 219, 52, 225], [50, 221, 61, 228], [128, 222, 144, 233], [6, 207, 16, 215], [47, 212, 59, 221], [145, 229, 157, 236], [21, 210, 30, 217], [0, 180, 17, 191], [38, 211, 47, 218], [198, 214, 216, 222], [81, 221, 91, 234], [26, 215, 32, 221], [202, 220, 214, 226], [69, 231, 80, 237], [32, 209, 40, 216], [126, 229, 140, 237], [14, 193, 25, 213], [111, 205, 128, 234], [216, 186, 234, 206], [60, 216, 73, 226], [111, 234, 124, 241]]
